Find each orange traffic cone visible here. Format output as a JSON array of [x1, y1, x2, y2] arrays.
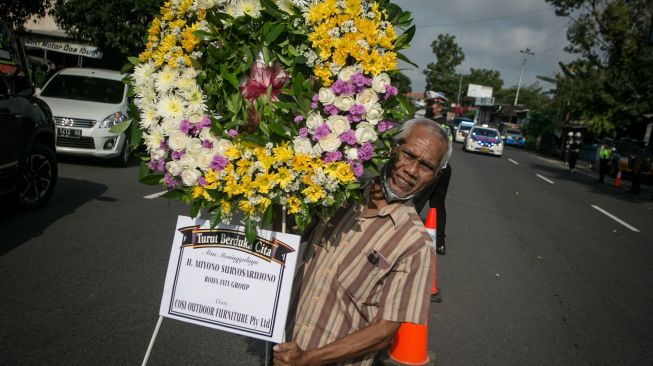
[[378, 209, 437, 366], [614, 169, 622, 188], [425, 209, 441, 303]]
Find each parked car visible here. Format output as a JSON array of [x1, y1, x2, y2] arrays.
[[463, 125, 503, 157], [454, 121, 475, 143], [38, 68, 130, 166], [609, 139, 653, 179], [450, 116, 474, 131], [0, 23, 58, 209]]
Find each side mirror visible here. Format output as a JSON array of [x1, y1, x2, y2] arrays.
[[34, 87, 41, 96]]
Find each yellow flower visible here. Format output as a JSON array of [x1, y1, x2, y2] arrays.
[[273, 144, 293, 163], [236, 159, 252, 176], [221, 200, 232, 214], [276, 167, 293, 189], [286, 196, 301, 214], [192, 186, 204, 199], [302, 184, 325, 203], [253, 172, 277, 194], [238, 200, 256, 215], [257, 196, 272, 211], [225, 146, 241, 160]]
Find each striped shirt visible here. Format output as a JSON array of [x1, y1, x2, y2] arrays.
[[289, 200, 435, 366]]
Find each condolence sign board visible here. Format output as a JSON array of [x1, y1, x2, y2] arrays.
[[160, 215, 300, 343]]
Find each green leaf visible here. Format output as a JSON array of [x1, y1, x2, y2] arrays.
[[244, 219, 257, 244], [109, 119, 132, 134], [396, 52, 418, 68], [140, 173, 164, 185], [121, 62, 135, 74], [194, 29, 218, 41], [162, 190, 185, 199], [268, 121, 288, 137], [262, 204, 274, 227], [394, 25, 415, 50], [220, 64, 240, 89], [209, 208, 223, 229], [130, 125, 143, 149], [127, 56, 141, 66], [265, 23, 285, 44], [189, 201, 202, 219]]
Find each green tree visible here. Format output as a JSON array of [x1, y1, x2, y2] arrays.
[[494, 83, 550, 110], [391, 71, 412, 95], [423, 34, 464, 99], [52, 0, 161, 68], [1, 0, 51, 30], [546, 0, 653, 135]]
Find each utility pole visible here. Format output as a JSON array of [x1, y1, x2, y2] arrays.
[[456, 73, 463, 105], [514, 48, 534, 106]]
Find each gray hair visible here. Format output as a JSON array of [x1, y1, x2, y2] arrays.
[[394, 118, 453, 172]]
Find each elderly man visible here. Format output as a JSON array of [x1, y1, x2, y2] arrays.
[[273, 118, 452, 366]]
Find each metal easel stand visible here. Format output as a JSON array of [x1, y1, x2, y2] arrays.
[[141, 315, 163, 366], [265, 207, 287, 366]]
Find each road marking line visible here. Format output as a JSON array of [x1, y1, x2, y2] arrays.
[[536, 174, 555, 184], [144, 191, 167, 199], [508, 158, 519, 165], [591, 205, 640, 232]]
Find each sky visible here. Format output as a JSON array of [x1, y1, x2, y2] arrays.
[[392, 0, 578, 96]]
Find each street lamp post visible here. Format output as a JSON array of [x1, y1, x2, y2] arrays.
[[514, 48, 534, 106]]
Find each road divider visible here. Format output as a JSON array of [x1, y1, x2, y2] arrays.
[[536, 174, 555, 184], [144, 191, 168, 199], [591, 205, 640, 232], [508, 158, 519, 165]]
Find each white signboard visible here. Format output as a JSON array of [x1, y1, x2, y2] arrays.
[[160, 215, 300, 343], [467, 84, 493, 98], [24, 38, 103, 59]]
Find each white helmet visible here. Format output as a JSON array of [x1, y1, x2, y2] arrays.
[[567, 131, 573, 137], [575, 132, 582, 138]]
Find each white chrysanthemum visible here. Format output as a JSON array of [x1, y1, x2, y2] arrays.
[[144, 126, 165, 151], [183, 86, 207, 112], [137, 88, 157, 109], [177, 76, 195, 91], [157, 94, 186, 121], [133, 61, 156, 87], [140, 108, 158, 129], [154, 67, 178, 94], [239, 0, 262, 17], [275, 0, 294, 13]]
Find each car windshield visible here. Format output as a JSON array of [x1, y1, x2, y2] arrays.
[[506, 129, 521, 135], [471, 128, 499, 138], [617, 142, 639, 155], [460, 125, 473, 132], [41, 74, 125, 103]]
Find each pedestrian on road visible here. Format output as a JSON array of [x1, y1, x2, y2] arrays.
[[568, 132, 582, 172], [595, 138, 613, 183], [629, 143, 645, 195], [273, 119, 451, 366]]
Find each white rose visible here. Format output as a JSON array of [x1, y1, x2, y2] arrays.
[[355, 122, 378, 144], [346, 147, 359, 160], [199, 128, 218, 145], [313, 143, 323, 156], [180, 154, 198, 170], [365, 103, 384, 125], [338, 66, 359, 82], [318, 87, 336, 105], [334, 95, 355, 112], [168, 132, 190, 151], [214, 139, 233, 155], [197, 149, 214, 170], [293, 137, 314, 156], [327, 115, 351, 135], [166, 160, 183, 176], [161, 117, 181, 135], [186, 138, 203, 157], [181, 168, 201, 186], [372, 73, 391, 93], [356, 88, 378, 110], [305, 111, 324, 133], [319, 133, 342, 152]]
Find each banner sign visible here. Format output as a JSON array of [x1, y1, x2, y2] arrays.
[[24, 38, 103, 59], [467, 83, 493, 98], [159, 215, 300, 343]]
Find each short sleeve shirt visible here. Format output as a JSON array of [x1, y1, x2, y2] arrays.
[[289, 200, 435, 366]]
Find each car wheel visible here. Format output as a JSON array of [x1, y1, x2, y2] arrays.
[[15, 143, 58, 210], [113, 137, 130, 167]]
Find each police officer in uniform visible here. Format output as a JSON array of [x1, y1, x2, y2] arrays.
[[595, 138, 613, 183]]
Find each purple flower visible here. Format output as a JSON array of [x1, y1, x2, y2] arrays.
[[164, 173, 179, 188], [148, 159, 156, 170], [312, 123, 330, 141], [179, 119, 192, 134], [210, 155, 228, 171], [358, 143, 374, 161], [299, 127, 309, 138], [350, 73, 371, 90], [294, 115, 304, 123], [339, 130, 357, 145], [324, 104, 339, 116], [227, 129, 238, 138], [348, 160, 363, 178], [323, 150, 343, 163], [171, 150, 185, 160], [312, 94, 319, 103], [332, 80, 355, 96], [378, 120, 394, 133], [347, 104, 366, 123], [197, 176, 207, 187], [159, 141, 168, 150], [202, 140, 214, 149], [199, 115, 212, 128], [384, 85, 398, 100], [311, 101, 319, 109], [156, 159, 165, 172]]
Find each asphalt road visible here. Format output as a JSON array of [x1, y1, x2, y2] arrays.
[[1, 148, 652, 365]]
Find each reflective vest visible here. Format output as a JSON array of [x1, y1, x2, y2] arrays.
[[599, 146, 612, 159]]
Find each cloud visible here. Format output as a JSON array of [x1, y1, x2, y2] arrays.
[[392, 0, 576, 92]]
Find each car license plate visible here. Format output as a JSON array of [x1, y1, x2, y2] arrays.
[[480, 148, 489, 153], [57, 128, 82, 138]]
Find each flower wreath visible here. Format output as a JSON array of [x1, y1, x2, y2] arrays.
[[123, 0, 416, 241]]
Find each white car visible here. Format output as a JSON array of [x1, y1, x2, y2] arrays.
[[454, 121, 475, 143], [38, 68, 130, 165], [463, 125, 503, 157]]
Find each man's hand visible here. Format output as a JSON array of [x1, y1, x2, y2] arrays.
[[272, 341, 311, 366]]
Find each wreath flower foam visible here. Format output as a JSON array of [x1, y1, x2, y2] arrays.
[[122, 0, 416, 241]]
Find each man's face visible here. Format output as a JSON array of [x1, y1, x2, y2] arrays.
[[430, 102, 442, 114], [387, 124, 447, 197]]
